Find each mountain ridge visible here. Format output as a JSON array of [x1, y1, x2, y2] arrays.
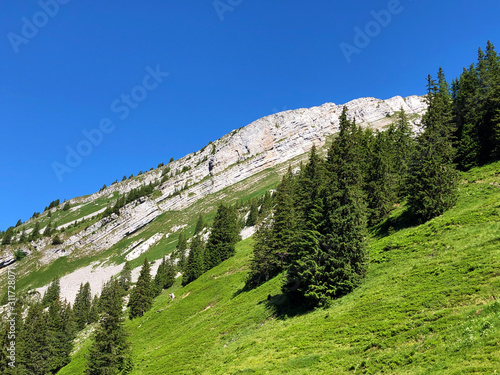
[[0, 94, 427, 300]]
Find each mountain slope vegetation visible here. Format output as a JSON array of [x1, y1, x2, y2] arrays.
[[59, 161, 500, 374]]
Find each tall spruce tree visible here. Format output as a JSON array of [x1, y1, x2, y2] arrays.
[[245, 198, 259, 227], [258, 191, 273, 220], [41, 278, 60, 307], [286, 107, 368, 305], [407, 70, 458, 223], [154, 256, 176, 296], [283, 146, 330, 305], [46, 299, 75, 372], [128, 258, 153, 319], [118, 261, 132, 293], [175, 231, 188, 272], [453, 65, 481, 169], [271, 167, 299, 268], [476, 42, 500, 162], [366, 129, 397, 225], [73, 282, 92, 330], [392, 108, 416, 197], [0, 300, 25, 374], [204, 204, 240, 270], [86, 279, 132, 374], [182, 233, 205, 285], [88, 294, 100, 324], [245, 219, 279, 289], [194, 214, 205, 235], [21, 303, 50, 375]]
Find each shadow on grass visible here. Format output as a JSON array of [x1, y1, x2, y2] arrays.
[[258, 293, 310, 320], [371, 209, 417, 239]]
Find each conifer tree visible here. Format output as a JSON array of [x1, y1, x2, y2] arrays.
[[258, 191, 273, 220], [283, 146, 328, 305], [43, 221, 52, 237], [154, 256, 176, 296], [0, 300, 25, 374], [407, 70, 458, 223], [46, 299, 74, 372], [74, 282, 92, 330], [29, 221, 40, 242], [1, 227, 14, 245], [21, 303, 50, 375], [246, 219, 279, 289], [245, 198, 259, 226], [88, 294, 100, 324], [322, 107, 367, 301], [86, 279, 132, 374], [128, 258, 153, 319], [476, 42, 500, 162], [284, 107, 367, 306], [392, 108, 416, 197], [366, 130, 397, 225], [453, 65, 481, 169], [42, 278, 60, 307], [182, 234, 205, 285], [118, 261, 132, 293], [194, 214, 205, 235], [175, 231, 188, 272], [19, 229, 26, 244], [271, 167, 299, 268], [204, 204, 240, 270]]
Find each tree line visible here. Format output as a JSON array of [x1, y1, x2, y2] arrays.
[[246, 41, 500, 307]]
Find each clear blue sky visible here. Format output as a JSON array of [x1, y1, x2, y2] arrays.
[[1, 0, 500, 230]]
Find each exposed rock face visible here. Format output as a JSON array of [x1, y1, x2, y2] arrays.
[[5, 95, 426, 266]]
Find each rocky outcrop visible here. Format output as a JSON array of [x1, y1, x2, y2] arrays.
[[17, 95, 427, 263]]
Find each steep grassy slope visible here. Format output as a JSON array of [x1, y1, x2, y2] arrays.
[[1, 154, 290, 298], [59, 162, 500, 374]]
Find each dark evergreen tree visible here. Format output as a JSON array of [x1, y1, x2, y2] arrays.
[[245, 198, 259, 227], [366, 129, 397, 225], [0, 300, 25, 374], [86, 279, 132, 374], [476, 42, 500, 162], [258, 191, 273, 220], [392, 108, 416, 197], [322, 107, 367, 301], [41, 278, 60, 307], [128, 258, 153, 319], [407, 70, 459, 223], [204, 204, 240, 270], [453, 65, 481, 169], [73, 282, 92, 330], [19, 229, 26, 244], [29, 222, 40, 242], [175, 231, 188, 271], [46, 299, 75, 372], [118, 261, 132, 293], [271, 167, 299, 268], [194, 214, 205, 235], [51, 235, 63, 245], [245, 219, 280, 289], [21, 303, 50, 375], [88, 295, 100, 324], [182, 232, 205, 285], [1, 227, 14, 245], [43, 221, 53, 237], [153, 256, 176, 296]]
